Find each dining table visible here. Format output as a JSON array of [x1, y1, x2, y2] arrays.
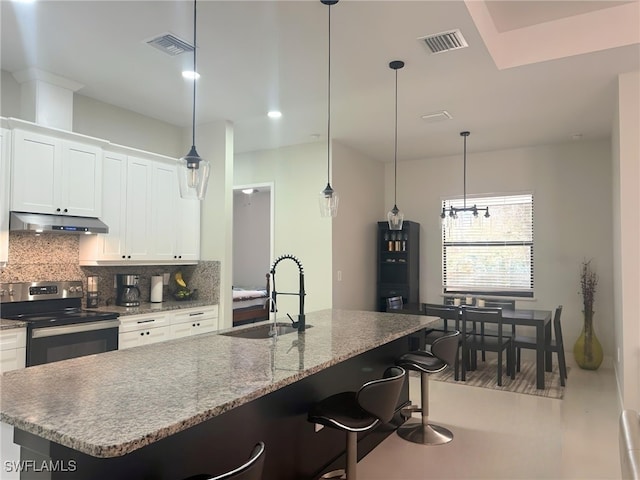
[[399, 303, 553, 389]]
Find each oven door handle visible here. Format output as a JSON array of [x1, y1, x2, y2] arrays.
[[31, 320, 121, 338]]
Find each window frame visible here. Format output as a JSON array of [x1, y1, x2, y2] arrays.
[[441, 192, 534, 298]]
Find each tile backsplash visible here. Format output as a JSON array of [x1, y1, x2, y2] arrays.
[[0, 233, 219, 307]]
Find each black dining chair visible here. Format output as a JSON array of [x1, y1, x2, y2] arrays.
[[184, 442, 265, 480], [476, 299, 516, 363], [308, 366, 406, 480], [514, 305, 567, 386], [462, 307, 515, 386]]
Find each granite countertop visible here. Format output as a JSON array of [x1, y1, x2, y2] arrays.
[[0, 309, 433, 458], [0, 319, 27, 330], [92, 300, 216, 317]]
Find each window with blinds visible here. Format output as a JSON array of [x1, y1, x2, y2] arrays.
[[442, 193, 534, 297]]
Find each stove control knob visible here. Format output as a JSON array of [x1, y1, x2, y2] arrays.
[[8, 289, 14, 296], [0, 289, 5, 297]]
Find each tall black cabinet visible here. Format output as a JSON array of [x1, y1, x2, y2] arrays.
[[376, 221, 420, 312]]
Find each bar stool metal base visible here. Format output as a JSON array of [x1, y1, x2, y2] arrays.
[[397, 420, 454, 445], [320, 470, 346, 479]]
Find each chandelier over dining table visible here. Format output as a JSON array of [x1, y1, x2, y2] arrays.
[[440, 131, 490, 222]]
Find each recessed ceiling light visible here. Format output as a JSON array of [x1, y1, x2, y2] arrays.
[[267, 111, 282, 119], [182, 70, 200, 80]]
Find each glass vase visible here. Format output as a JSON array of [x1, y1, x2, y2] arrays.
[[573, 310, 603, 370]]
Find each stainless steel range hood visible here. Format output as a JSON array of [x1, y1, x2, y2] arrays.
[[10, 212, 109, 234]]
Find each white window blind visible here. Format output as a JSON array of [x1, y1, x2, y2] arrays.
[[442, 194, 534, 297]]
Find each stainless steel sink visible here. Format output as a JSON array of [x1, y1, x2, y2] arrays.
[[220, 322, 313, 339]]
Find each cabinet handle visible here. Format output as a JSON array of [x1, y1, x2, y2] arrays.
[[140, 332, 144, 336], [63, 208, 68, 213], [146, 331, 150, 335], [127, 256, 131, 259], [189, 312, 203, 316], [192, 323, 196, 327], [56, 208, 61, 212], [178, 255, 182, 259], [174, 256, 177, 259], [122, 255, 126, 259]]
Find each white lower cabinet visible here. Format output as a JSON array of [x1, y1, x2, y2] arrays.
[[118, 312, 171, 350], [0, 328, 26, 374], [118, 306, 219, 349], [0, 328, 26, 480], [170, 306, 219, 339]]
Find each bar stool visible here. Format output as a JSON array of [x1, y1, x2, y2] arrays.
[[396, 330, 460, 445], [184, 442, 265, 480], [308, 366, 406, 480]]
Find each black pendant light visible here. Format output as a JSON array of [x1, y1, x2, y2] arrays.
[[387, 60, 404, 230], [318, 0, 339, 218], [177, 0, 211, 200], [440, 131, 490, 221]]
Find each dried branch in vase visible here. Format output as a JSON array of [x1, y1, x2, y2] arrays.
[[580, 259, 598, 315]]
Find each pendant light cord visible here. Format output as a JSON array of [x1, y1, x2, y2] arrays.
[[191, 0, 197, 148], [326, 2, 332, 185], [394, 67, 398, 207], [463, 131, 467, 209]]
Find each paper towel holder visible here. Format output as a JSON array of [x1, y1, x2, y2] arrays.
[[151, 275, 164, 303]]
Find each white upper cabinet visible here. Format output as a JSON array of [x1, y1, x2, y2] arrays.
[[151, 160, 178, 261], [80, 148, 200, 265], [10, 127, 103, 217], [1, 125, 11, 266]]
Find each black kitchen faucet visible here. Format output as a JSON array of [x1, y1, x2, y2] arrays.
[[269, 254, 306, 332]]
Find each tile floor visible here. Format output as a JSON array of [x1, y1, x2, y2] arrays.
[[357, 357, 621, 480]]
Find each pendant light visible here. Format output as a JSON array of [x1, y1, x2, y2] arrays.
[[177, 0, 211, 200], [440, 131, 490, 221], [387, 60, 404, 231], [318, 0, 339, 218]]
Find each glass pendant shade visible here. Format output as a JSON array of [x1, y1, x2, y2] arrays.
[[319, 183, 339, 217], [388, 204, 404, 230], [178, 146, 210, 200]]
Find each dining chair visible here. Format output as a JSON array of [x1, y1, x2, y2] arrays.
[[514, 305, 567, 386], [462, 307, 515, 386], [386, 296, 404, 311], [476, 299, 516, 362]]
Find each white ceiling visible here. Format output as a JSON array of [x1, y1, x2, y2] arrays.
[[1, 0, 639, 161]]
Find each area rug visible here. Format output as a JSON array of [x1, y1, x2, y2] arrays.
[[428, 358, 567, 399]]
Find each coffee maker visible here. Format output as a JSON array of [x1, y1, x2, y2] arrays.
[[116, 274, 141, 307]]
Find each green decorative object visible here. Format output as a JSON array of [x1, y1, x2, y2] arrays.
[[573, 260, 603, 370], [573, 310, 603, 370]]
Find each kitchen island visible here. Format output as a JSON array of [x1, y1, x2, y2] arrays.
[[0, 309, 433, 479]]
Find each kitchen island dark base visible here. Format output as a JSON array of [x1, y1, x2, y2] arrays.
[[13, 335, 415, 480]]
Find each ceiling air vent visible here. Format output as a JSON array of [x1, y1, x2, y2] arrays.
[[146, 33, 194, 56], [418, 29, 468, 54]]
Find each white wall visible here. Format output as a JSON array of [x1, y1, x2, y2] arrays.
[[234, 141, 332, 317], [613, 70, 640, 411], [1, 69, 184, 158], [386, 140, 615, 358], [332, 141, 385, 310], [1, 70, 21, 118], [233, 190, 271, 288], [73, 94, 184, 158]]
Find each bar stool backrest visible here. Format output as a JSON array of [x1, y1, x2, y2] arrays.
[[356, 366, 406, 424], [210, 442, 266, 480], [430, 331, 461, 366]]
